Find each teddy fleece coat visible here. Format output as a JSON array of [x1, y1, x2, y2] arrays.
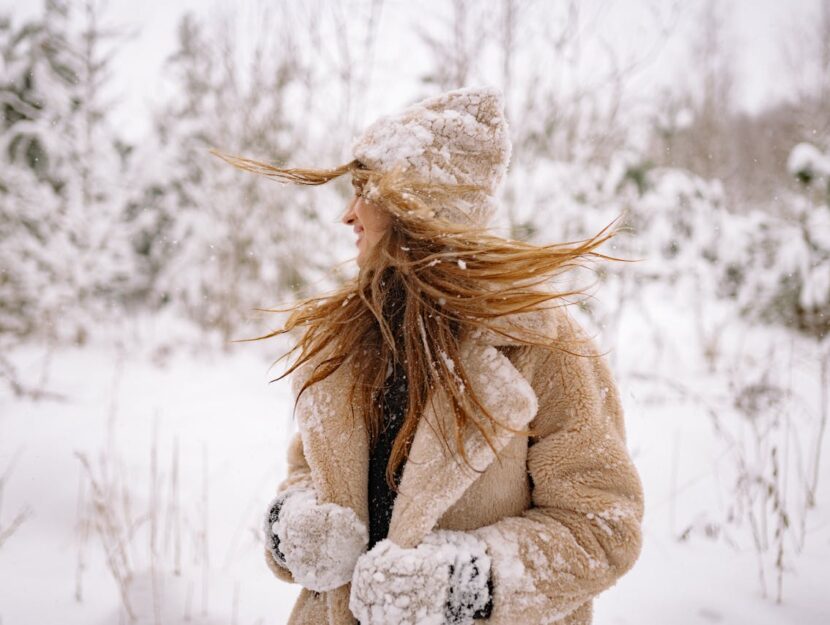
[[264, 305, 644, 625]]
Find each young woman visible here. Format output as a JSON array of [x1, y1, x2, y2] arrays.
[[212, 86, 644, 625]]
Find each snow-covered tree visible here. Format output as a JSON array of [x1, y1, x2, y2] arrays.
[[136, 10, 349, 343], [0, 0, 133, 345]]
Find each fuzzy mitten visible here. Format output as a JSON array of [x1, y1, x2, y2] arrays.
[[349, 529, 493, 625], [263, 490, 293, 568], [263, 487, 369, 592]]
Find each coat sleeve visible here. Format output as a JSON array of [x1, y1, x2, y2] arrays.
[[264, 426, 317, 583], [469, 312, 644, 622]]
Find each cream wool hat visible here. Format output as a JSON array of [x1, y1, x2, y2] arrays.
[[351, 86, 512, 228]]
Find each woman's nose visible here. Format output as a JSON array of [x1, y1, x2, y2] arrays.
[[341, 197, 357, 225]]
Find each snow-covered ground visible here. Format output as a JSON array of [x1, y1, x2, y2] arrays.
[[1, 291, 828, 624]]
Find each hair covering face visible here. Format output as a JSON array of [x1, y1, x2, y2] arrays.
[[351, 86, 512, 228]]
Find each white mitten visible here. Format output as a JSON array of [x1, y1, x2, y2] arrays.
[[263, 490, 294, 569], [264, 488, 369, 592], [349, 530, 492, 625]]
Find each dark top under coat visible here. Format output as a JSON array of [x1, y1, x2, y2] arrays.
[[367, 354, 409, 550], [365, 284, 493, 619]]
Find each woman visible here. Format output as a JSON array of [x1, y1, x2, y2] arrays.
[[211, 86, 644, 625]]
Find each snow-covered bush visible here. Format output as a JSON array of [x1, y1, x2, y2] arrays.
[[622, 165, 725, 283], [709, 196, 830, 340], [788, 142, 830, 187]]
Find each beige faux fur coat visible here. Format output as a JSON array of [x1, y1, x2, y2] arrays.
[[264, 304, 644, 625]]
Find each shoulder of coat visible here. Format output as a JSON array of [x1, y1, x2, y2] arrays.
[[467, 302, 573, 348], [483, 304, 605, 379], [288, 342, 349, 399]]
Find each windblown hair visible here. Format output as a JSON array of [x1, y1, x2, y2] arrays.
[[210, 147, 628, 492]]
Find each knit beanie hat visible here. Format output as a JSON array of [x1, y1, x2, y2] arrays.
[[351, 86, 512, 228]]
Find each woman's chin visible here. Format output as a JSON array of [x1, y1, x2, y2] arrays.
[[355, 242, 369, 266]]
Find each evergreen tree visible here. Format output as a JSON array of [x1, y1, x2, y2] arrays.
[[0, 0, 133, 345]]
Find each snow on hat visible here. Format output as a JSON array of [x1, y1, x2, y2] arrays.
[[351, 86, 512, 228]]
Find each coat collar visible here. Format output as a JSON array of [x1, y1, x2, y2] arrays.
[[290, 307, 557, 551]]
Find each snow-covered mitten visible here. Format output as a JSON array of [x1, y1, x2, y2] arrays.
[[264, 487, 369, 592], [422, 530, 493, 621], [349, 529, 492, 625], [263, 490, 294, 568]]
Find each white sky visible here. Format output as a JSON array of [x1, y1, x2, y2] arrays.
[[0, 0, 819, 144]]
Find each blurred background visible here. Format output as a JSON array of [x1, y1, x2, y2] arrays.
[[0, 0, 828, 623]]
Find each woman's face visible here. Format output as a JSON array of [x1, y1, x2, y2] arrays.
[[340, 179, 391, 267]]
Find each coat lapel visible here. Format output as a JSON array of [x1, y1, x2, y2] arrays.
[[292, 307, 558, 548], [386, 338, 539, 548]]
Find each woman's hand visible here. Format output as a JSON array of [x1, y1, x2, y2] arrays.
[[263, 487, 369, 592], [349, 529, 492, 625]]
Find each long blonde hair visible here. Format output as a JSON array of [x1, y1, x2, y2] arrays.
[[210, 147, 626, 491]]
